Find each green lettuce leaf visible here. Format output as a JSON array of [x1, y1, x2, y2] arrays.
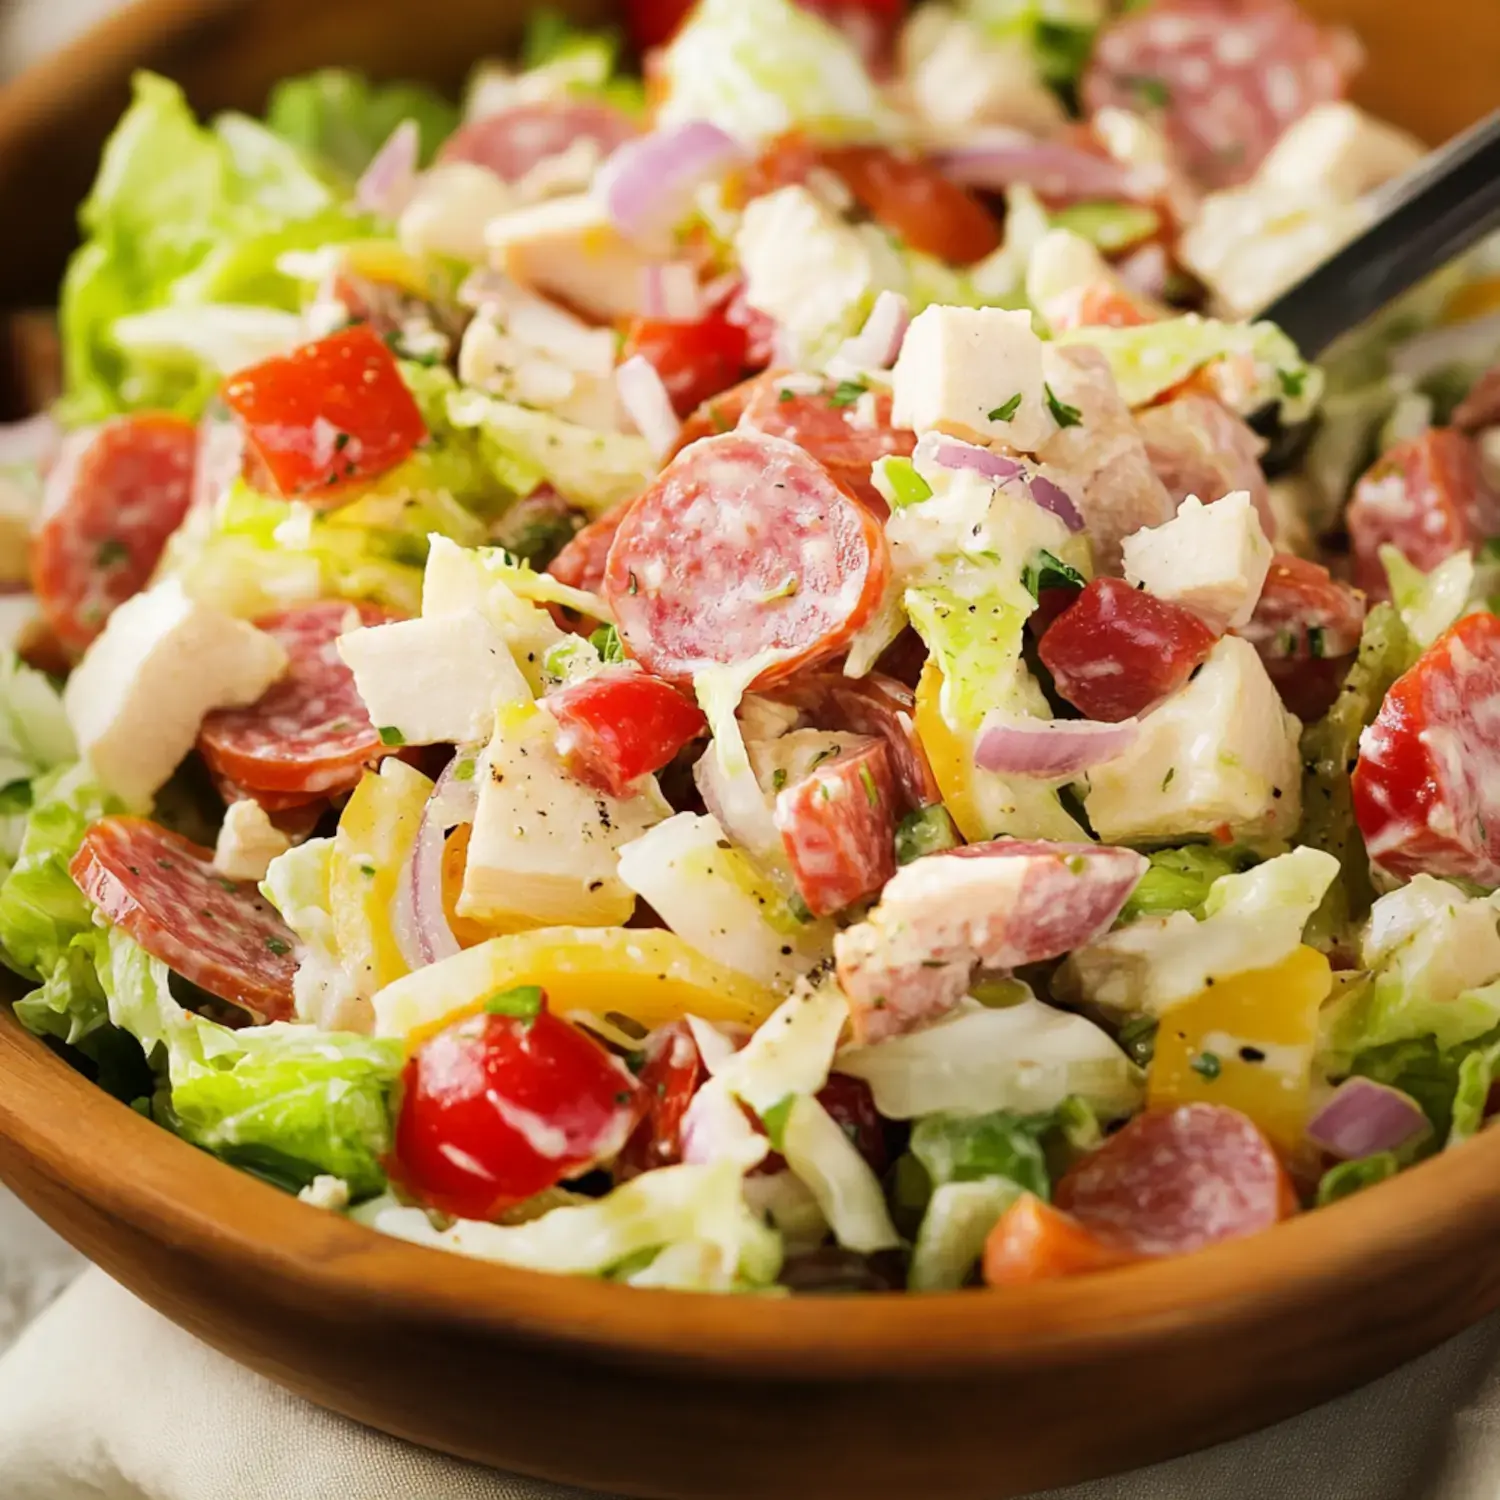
[[265, 69, 459, 176], [1116, 845, 1259, 925], [909, 1109, 1051, 1199], [60, 72, 372, 425], [95, 928, 401, 1196], [1315, 1152, 1400, 1207], [963, 0, 1106, 86]]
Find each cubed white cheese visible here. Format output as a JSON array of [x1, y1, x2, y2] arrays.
[[735, 186, 900, 367], [297, 1175, 352, 1212], [891, 306, 1057, 453], [64, 580, 287, 809], [337, 611, 530, 748], [905, 13, 1065, 140], [1120, 492, 1273, 632], [213, 799, 293, 882], [617, 812, 834, 989], [1084, 637, 1302, 845], [1258, 102, 1424, 201], [399, 163, 515, 264], [486, 194, 659, 322], [459, 702, 667, 928]]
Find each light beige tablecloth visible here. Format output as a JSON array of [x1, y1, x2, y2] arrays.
[[1, 1251, 1500, 1500]]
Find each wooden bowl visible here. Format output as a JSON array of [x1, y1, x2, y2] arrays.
[[1, 4, 1499, 1497]]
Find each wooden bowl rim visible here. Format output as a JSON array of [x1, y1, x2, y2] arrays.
[[0, 1000, 1489, 1377]]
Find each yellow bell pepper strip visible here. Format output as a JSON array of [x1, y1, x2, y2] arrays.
[[330, 759, 434, 1000], [373, 925, 781, 1041], [1147, 944, 1332, 1160]]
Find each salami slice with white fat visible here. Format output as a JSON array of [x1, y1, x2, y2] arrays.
[[775, 739, 898, 918], [198, 600, 398, 797], [439, 101, 638, 182], [834, 840, 1148, 1044], [1353, 611, 1500, 887], [765, 671, 939, 813], [546, 501, 627, 597], [69, 816, 299, 1022], [1083, 0, 1358, 190], [603, 432, 891, 688], [1055, 1104, 1296, 1256], [32, 413, 198, 654]]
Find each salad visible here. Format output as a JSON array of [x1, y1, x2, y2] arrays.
[[1, 0, 1498, 1298]]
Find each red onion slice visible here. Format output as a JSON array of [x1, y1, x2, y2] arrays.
[[598, 121, 744, 245], [394, 754, 483, 972], [976, 714, 1139, 779], [1307, 1078, 1431, 1161], [1030, 474, 1085, 533], [931, 441, 1025, 483], [617, 354, 682, 460], [357, 119, 421, 220], [831, 291, 911, 373], [936, 136, 1149, 203], [0, 412, 60, 472]]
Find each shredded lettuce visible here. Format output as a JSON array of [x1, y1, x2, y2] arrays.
[[1116, 845, 1259, 925], [1382, 547, 1476, 650], [356, 1161, 783, 1289], [265, 69, 459, 176], [963, 0, 1106, 87], [910, 1109, 1051, 1199], [908, 1179, 1021, 1292], [655, 0, 894, 145], [60, 73, 373, 425], [1053, 314, 1322, 423], [1315, 1152, 1400, 1207], [779, 1093, 899, 1254]]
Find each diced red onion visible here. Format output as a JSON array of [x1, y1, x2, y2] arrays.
[[1117, 241, 1170, 302], [357, 119, 421, 219], [931, 441, 1025, 482], [832, 291, 911, 373], [598, 122, 744, 244], [616, 354, 682, 460], [639, 261, 703, 321], [975, 714, 1139, 779], [393, 754, 482, 972], [0, 412, 60, 473], [936, 136, 1147, 203], [1307, 1078, 1431, 1161], [1030, 474, 1085, 532]]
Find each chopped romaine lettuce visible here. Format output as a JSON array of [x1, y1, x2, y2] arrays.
[[1116, 845, 1259, 925], [61, 74, 373, 425], [963, 0, 1107, 86], [910, 1109, 1051, 1199], [1052, 314, 1322, 423], [1315, 1151, 1400, 1207], [1381, 547, 1476, 650], [779, 1093, 900, 1254], [656, 0, 894, 145], [1049, 202, 1161, 255], [908, 1178, 1021, 1291], [265, 69, 459, 175]]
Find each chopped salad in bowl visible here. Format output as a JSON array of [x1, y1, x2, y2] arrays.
[[2, 0, 1499, 1297]]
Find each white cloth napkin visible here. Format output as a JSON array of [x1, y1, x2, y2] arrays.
[[1, 1260, 1500, 1500]]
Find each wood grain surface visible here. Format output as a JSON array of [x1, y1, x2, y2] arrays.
[[0, 3, 1497, 1496]]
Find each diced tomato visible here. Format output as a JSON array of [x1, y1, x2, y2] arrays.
[[1235, 554, 1366, 722], [221, 325, 428, 505], [1064, 283, 1159, 332], [775, 740, 898, 916], [983, 1196, 1138, 1287], [622, 305, 754, 418], [1038, 577, 1218, 723], [1353, 611, 1500, 886], [735, 134, 1002, 265], [1346, 428, 1499, 598], [547, 668, 708, 797], [394, 999, 644, 1221], [738, 373, 916, 516], [616, 1021, 705, 1179]]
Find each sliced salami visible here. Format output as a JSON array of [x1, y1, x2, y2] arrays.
[[1039, 577, 1219, 724], [603, 431, 891, 688], [764, 671, 939, 813], [1054, 1104, 1296, 1257], [775, 738, 898, 917], [615, 1021, 706, 1180], [69, 816, 298, 1022], [439, 101, 638, 182], [834, 840, 1147, 1043], [1346, 428, 1498, 599], [546, 502, 628, 597], [1353, 612, 1500, 886], [1134, 395, 1273, 536], [198, 600, 398, 797], [32, 413, 197, 654], [738, 375, 916, 517], [1235, 553, 1366, 722], [1082, 0, 1358, 190]]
